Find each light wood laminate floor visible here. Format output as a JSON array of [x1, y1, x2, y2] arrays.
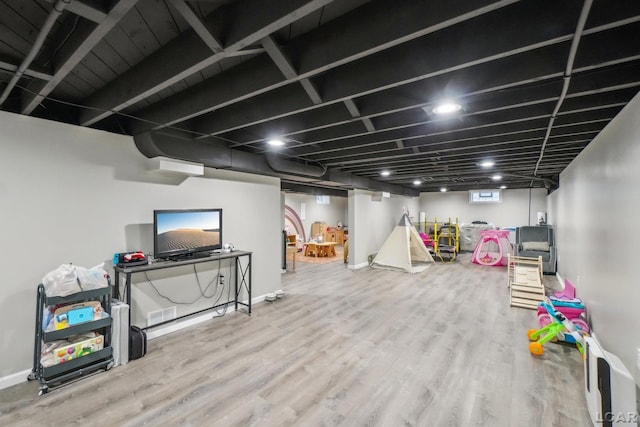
[[0, 253, 590, 426]]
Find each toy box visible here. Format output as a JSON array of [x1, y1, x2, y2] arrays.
[[44, 301, 103, 331], [41, 333, 104, 367]]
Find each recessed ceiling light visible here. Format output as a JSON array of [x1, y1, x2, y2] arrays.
[[440, 187, 447, 192], [432, 102, 461, 115], [267, 138, 285, 146], [413, 179, 421, 185], [492, 174, 502, 181], [479, 160, 495, 168], [500, 185, 507, 189], [380, 170, 391, 177]]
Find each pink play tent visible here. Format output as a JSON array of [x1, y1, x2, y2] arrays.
[[471, 229, 513, 266]]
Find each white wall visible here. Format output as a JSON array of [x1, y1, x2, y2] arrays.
[[546, 189, 559, 226], [554, 90, 640, 376], [348, 190, 420, 268], [284, 193, 347, 240], [0, 111, 282, 379], [419, 188, 548, 228]]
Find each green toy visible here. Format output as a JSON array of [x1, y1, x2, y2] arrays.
[[527, 297, 585, 357]]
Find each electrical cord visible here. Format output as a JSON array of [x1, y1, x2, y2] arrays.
[[193, 257, 222, 298], [209, 256, 232, 316], [212, 278, 233, 318], [144, 271, 209, 305], [143, 258, 226, 305], [43, 15, 79, 68]]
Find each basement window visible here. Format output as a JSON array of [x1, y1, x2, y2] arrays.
[[469, 189, 502, 204], [316, 195, 330, 205]]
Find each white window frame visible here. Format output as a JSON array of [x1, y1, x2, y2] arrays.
[[469, 189, 502, 204], [316, 195, 330, 205]]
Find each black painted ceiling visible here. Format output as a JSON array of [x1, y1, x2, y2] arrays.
[[1, 0, 639, 195]]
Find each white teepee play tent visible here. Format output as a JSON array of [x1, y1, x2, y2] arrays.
[[370, 213, 435, 273]]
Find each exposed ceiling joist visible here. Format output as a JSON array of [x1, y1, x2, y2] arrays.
[[261, 35, 322, 104], [169, 0, 223, 53], [20, 0, 140, 115], [0, 56, 52, 81], [78, 0, 337, 126], [343, 98, 375, 132], [4, 0, 640, 194], [130, 0, 518, 135], [193, 11, 637, 139], [42, 0, 107, 23]]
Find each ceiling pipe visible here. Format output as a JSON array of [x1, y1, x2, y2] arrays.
[[504, 173, 558, 190], [134, 130, 419, 197], [136, 130, 329, 178], [534, 0, 592, 175], [0, 0, 71, 106], [265, 152, 326, 178]]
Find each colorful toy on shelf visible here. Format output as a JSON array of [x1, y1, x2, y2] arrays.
[[528, 297, 587, 357], [52, 301, 103, 330], [41, 333, 104, 367]]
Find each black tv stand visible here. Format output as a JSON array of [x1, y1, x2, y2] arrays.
[[113, 251, 252, 332]]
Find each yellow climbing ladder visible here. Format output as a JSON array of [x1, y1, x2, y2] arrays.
[[424, 217, 459, 262]]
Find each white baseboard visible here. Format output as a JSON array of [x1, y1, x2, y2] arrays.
[[348, 262, 369, 270], [555, 272, 564, 289], [0, 369, 31, 391], [252, 292, 271, 304], [145, 310, 230, 340], [0, 292, 276, 390]]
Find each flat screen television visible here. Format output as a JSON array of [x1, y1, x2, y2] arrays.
[[153, 208, 222, 259]]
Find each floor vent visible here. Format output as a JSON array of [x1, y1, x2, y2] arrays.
[[147, 306, 177, 326]]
